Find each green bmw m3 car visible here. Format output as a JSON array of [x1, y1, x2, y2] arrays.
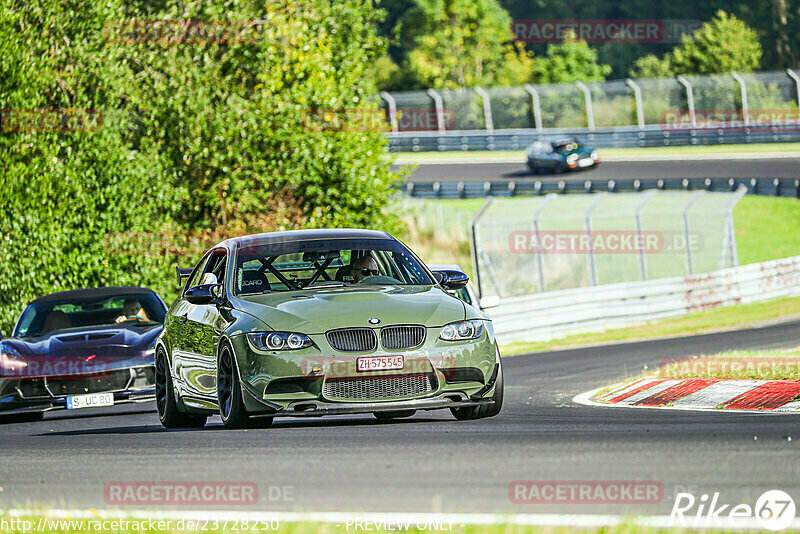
[[155, 229, 503, 429]]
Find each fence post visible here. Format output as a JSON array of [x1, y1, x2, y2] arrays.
[[531, 194, 556, 293], [720, 185, 747, 268], [731, 72, 750, 126], [426, 89, 446, 132], [575, 81, 595, 130], [681, 191, 704, 275], [474, 87, 494, 131], [379, 91, 399, 133], [626, 78, 645, 129], [676, 75, 697, 128], [469, 196, 495, 299], [788, 69, 800, 110], [523, 84, 543, 132], [634, 190, 656, 280], [584, 194, 607, 286]]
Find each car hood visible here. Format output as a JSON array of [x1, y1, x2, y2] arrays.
[[563, 147, 595, 158], [233, 285, 466, 333], [3, 324, 161, 378]]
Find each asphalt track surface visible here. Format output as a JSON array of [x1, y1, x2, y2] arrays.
[[2, 320, 800, 516], [403, 157, 800, 183]]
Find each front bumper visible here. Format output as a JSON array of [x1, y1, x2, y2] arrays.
[[249, 390, 494, 418], [0, 366, 156, 415], [232, 323, 499, 415]]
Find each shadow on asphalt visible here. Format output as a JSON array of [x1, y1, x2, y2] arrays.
[[35, 415, 445, 436]]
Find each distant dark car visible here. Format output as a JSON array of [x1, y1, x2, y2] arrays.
[[526, 136, 599, 174], [0, 287, 166, 422]]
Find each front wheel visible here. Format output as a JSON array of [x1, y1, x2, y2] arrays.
[[155, 350, 207, 429], [451, 359, 504, 421], [217, 344, 273, 429]]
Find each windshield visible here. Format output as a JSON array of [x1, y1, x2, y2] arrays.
[[234, 237, 434, 295], [555, 140, 580, 153], [14, 292, 166, 338]]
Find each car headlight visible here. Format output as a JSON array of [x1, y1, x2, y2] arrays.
[[0, 343, 27, 371], [439, 320, 483, 341], [566, 153, 579, 165], [247, 332, 313, 351]]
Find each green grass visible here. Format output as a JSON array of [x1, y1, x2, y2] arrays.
[[653, 348, 800, 380], [733, 196, 800, 265], [391, 142, 800, 161], [402, 195, 800, 356], [500, 294, 800, 356]]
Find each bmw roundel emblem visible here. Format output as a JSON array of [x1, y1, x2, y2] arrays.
[[368, 317, 381, 325]]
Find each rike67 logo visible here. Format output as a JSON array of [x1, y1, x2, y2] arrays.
[[671, 490, 796, 531]]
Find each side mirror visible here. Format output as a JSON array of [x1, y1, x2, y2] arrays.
[[432, 270, 469, 290], [185, 284, 222, 305], [176, 267, 193, 287], [479, 295, 501, 310]]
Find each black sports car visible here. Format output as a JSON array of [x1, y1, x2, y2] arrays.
[[526, 136, 600, 174], [0, 287, 166, 421]]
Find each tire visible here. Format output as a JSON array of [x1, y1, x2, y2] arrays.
[[373, 410, 416, 421], [155, 349, 207, 429], [217, 344, 273, 429], [527, 162, 538, 175], [451, 359, 504, 421]]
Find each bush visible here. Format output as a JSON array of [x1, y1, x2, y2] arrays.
[[0, 0, 403, 332]]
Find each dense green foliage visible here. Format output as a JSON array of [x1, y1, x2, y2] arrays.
[[393, 0, 534, 89], [531, 32, 612, 84], [0, 0, 403, 332], [631, 11, 763, 77], [380, 0, 794, 88]]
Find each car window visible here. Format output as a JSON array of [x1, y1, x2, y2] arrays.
[[14, 292, 166, 338], [184, 251, 211, 294], [234, 238, 433, 295]]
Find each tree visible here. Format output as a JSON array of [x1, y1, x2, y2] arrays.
[[629, 54, 674, 79], [531, 32, 611, 84], [0, 0, 404, 332], [395, 0, 534, 89], [670, 10, 762, 75]]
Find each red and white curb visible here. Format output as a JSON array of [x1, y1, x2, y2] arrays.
[[574, 377, 800, 413]]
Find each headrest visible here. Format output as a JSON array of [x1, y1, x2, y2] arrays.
[[240, 269, 269, 293]]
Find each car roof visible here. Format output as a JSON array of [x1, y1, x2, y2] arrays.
[[428, 263, 464, 271], [539, 136, 578, 144], [29, 286, 157, 305], [227, 228, 395, 249]]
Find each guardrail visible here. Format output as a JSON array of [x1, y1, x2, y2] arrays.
[[387, 124, 800, 152], [488, 255, 800, 344], [382, 69, 800, 151], [405, 177, 800, 198]]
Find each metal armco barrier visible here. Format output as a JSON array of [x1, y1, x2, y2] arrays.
[[488, 255, 800, 344], [387, 124, 800, 152], [382, 69, 800, 150], [405, 177, 800, 198]]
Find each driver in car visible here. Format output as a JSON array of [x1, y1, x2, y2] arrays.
[[115, 298, 150, 323], [352, 256, 380, 283]]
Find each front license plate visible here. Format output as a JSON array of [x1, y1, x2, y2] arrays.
[[66, 392, 114, 409], [356, 356, 404, 372], [578, 158, 594, 167]]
